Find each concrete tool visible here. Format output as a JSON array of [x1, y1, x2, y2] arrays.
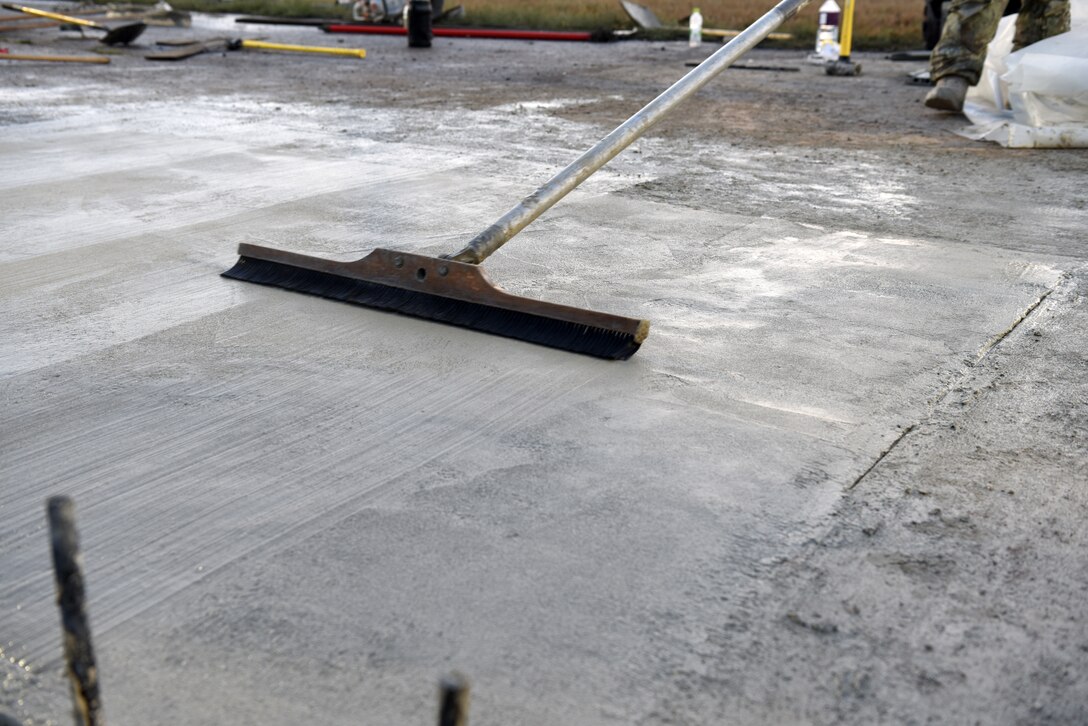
[[146, 37, 366, 61], [825, 0, 861, 75], [222, 0, 813, 360], [1, 2, 145, 44]]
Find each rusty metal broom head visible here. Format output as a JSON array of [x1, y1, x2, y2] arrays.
[[223, 244, 649, 360]]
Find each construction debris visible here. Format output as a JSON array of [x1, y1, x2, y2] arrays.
[[619, 0, 792, 42], [1, 2, 145, 44], [0, 47, 110, 62]]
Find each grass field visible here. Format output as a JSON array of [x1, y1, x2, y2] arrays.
[[163, 0, 928, 49], [457, 0, 926, 48]]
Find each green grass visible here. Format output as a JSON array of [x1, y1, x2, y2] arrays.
[[162, 0, 353, 19], [122, 0, 928, 48], [448, 1, 624, 31], [446, 0, 928, 48]]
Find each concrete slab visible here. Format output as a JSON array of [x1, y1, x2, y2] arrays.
[[2, 18, 1086, 725]]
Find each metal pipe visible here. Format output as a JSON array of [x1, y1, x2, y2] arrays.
[[437, 673, 470, 726], [449, 0, 813, 264], [47, 496, 105, 726]]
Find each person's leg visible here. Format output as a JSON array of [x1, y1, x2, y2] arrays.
[[926, 0, 1008, 111], [1013, 0, 1070, 49], [930, 0, 1009, 85]]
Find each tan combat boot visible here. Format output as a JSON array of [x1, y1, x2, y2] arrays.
[[924, 75, 969, 113]]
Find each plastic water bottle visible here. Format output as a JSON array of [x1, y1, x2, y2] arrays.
[[689, 7, 702, 47], [815, 0, 841, 58]]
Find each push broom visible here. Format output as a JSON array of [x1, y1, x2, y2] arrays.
[[223, 0, 813, 360]]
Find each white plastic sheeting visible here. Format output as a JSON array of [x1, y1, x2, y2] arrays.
[[962, 0, 1088, 147]]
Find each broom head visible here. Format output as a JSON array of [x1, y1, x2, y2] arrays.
[[222, 244, 649, 360]]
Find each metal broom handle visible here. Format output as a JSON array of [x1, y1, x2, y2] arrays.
[[449, 0, 813, 264]]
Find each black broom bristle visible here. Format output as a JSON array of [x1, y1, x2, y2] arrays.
[[222, 255, 644, 360]]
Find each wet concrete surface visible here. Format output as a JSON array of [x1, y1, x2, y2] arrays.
[[2, 14, 1087, 725]]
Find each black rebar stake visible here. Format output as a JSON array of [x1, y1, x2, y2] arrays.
[[437, 672, 469, 726], [47, 496, 104, 726]]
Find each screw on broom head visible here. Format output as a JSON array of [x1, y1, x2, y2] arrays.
[[223, 244, 649, 360]]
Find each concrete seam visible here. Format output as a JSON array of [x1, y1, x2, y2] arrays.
[[848, 280, 1061, 492], [974, 285, 1056, 362], [847, 423, 916, 490]]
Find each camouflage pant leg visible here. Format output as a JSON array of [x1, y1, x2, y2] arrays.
[[1013, 0, 1070, 50], [930, 0, 1071, 84], [930, 0, 1008, 85]]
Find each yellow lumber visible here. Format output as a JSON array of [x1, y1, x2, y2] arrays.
[[703, 28, 792, 40], [0, 51, 110, 62], [240, 39, 366, 58]]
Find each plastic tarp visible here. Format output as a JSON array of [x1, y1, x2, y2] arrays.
[[961, 0, 1088, 147]]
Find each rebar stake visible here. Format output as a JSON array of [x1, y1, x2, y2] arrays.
[[47, 496, 104, 726], [437, 672, 470, 726]]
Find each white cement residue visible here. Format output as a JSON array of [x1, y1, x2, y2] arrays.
[[0, 274, 243, 378]]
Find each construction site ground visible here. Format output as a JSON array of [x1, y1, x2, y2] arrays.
[[2, 14, 1087, 725]]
